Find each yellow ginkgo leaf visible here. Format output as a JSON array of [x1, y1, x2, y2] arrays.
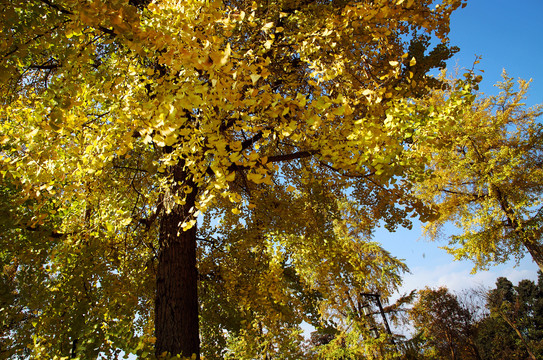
[[250, 74, 261, 84]]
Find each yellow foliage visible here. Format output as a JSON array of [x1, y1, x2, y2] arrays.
[[410, 72, 543, 272], [0, 0, 468, 358]]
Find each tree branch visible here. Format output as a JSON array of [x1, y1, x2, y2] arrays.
[[25, 226, 71, 238], [440, 188, 486, 200], [38, 0, 73, 15], [319, 160, 374, 178], [241, 131, 264, 151], [267, 149, 318, 163], [29, 63, 60, 70]]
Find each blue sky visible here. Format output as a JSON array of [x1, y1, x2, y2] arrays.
[[382, 0, 543, 300], [448, 0, 543, 103]]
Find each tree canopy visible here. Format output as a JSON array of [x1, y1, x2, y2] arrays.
[[407, 286, 482, 360], [404, 273, 543, 360], [411, 72, 543, 272], [0, 0, 469, 358]]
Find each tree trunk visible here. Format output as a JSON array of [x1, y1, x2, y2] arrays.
[[500, 313, 537, 360], [155, 162, 200, 359], [493, 185, 543, 272], [467, 338, 482, 360], [444, 331, 457, 360], [523, 239, 543, 273]]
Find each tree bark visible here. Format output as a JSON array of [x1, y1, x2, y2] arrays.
[[523, 239, 543, 273], [155, 162, 200, 359], [467, 338, 482, 360], [500, 313, 537, 360], [493, 185, 543, 272]]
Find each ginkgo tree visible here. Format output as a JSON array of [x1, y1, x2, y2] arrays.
[[0, 0, 470, 358], [411, 72, 543, 273]]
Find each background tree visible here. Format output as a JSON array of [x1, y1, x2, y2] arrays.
[[476, 274, 543, 360], [407, 286, 482, 360], [0, 0, 468, 358], [402, 274, 543, 360], [411, 72, 543, 272]]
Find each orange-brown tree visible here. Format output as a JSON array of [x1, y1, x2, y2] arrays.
[[408, 287, 482, 360]]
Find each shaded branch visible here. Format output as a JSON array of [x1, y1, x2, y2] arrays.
[[241, 131, 264, 151], [38, 0, 73, 15], [440, 188, 487, 200], [112, 165, 148, 173], [319, 160, 374, 179], [138, 200, 164, 231], [267, 149, 318, 163], [39, 0, 116, 37], [2, 23, 64, 60], [29, 63, 60, 70], [25, 226, 71, 238], [205, 149, 319, 178]]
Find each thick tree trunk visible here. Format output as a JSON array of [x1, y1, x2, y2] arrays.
[[155, 162, 200, 359]]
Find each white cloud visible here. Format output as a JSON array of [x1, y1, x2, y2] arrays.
[[394, 257, 539, 299]]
